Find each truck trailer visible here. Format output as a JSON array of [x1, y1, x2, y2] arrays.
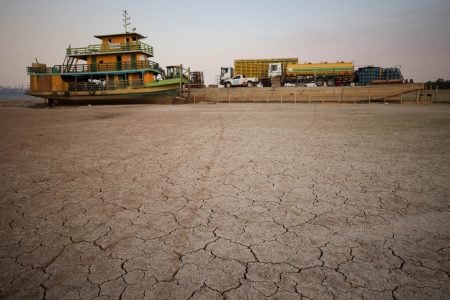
[[235, 58, 298, 86], [272, 61, 355, 87]]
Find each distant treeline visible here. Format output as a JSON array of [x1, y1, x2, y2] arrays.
[[426, 79, 450, 89], [0, 88, 34, 99]]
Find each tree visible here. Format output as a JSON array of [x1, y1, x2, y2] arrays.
[[425, 79, 450, 89]]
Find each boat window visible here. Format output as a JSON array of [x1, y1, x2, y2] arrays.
[[126, 37, 130, 43], [108, 38, 112, 44], [132, 36, 137, 41]]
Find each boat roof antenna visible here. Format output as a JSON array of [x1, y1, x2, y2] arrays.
[[122, 10, 131, 33]]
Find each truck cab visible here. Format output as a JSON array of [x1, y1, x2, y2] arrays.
[[219, 67, 234, 85], [268, 63, 283, 78], [267, 63, 285, 87]]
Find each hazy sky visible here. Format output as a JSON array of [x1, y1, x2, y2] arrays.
[[1, 0, 449, 86]]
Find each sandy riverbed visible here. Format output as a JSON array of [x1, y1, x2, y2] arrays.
[[1, 100, 449, 299]]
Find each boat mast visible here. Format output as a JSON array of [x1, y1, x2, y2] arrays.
[[122, 10, 131, 33]]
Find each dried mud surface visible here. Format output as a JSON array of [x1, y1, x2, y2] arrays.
[[0, 102, 449, 299]]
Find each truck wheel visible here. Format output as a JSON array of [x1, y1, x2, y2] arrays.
[[316, 78, 325, 87], [327, 78, 335, 86], [226, 82, 231, 88], [247, 81, 253, 87]]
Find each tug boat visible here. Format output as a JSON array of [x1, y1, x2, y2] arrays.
[[27, 27, 188, 105]]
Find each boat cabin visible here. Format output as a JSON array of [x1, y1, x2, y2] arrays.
[[28, 32, 164, 94]]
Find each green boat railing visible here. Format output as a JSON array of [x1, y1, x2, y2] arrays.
[[66, 42, 153, 56], [68, 79, 145, 92], [26, 66, 61, 74], [27, 60, 163, 75], [61, 60, 161, 73]]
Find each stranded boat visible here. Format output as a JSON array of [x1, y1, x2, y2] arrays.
[[27, 25, 188, 105]]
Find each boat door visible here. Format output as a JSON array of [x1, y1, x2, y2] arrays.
[[91, 56, 97, 72], [116, 55, 122, 71], [131, 53, 137, 69]]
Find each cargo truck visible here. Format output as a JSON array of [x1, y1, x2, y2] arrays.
[[268, 61, 355, 87], [219, 59, 403, 87], [268, 62, 403, 87], [218, 58, 298, 87]]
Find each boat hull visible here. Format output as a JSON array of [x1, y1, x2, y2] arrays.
[[28, 82, 182, 105]]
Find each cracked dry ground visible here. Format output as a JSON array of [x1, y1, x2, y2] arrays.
[[0, 103, 449, 300]]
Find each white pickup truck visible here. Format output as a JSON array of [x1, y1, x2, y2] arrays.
[[223, 74, 258, 88]]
